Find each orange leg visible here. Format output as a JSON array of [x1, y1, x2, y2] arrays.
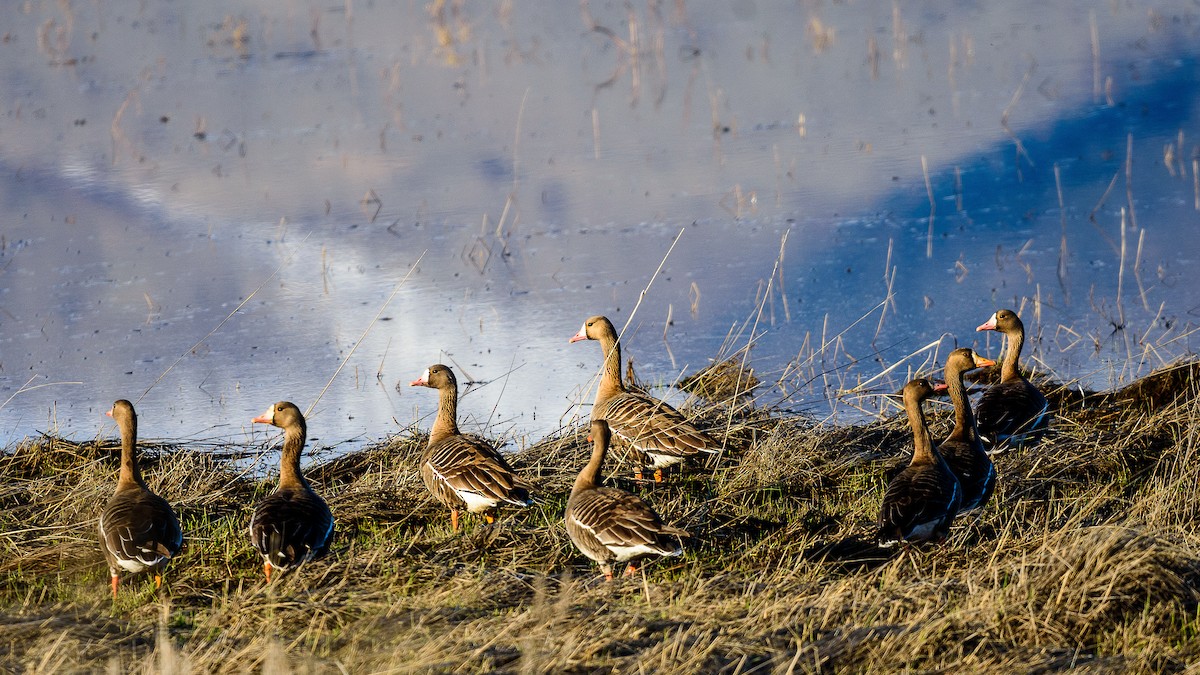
[[623, 564, 638, 578], [110, 574, 119, 600], [654, 468, 664, 483], [602, 566, 614, 581], [634, 469, 644, 481], [154, 574, 164, 589], [484, 513, 495, 525], [451, 509, 460, 532], [263, 562, 273, 582]]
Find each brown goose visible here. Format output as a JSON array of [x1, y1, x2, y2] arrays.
[[98, 400, 183, 599], [250, 401, 334, 581], [565, 420, 688, 580], [569, 315, 719, 482], [410, 364, 532, 531], [938, 348, 997, 512], [877, 379, 962, 546], [975, 309, 1052, 450]]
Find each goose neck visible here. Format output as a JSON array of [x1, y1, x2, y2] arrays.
[[429, 382, 461, 444], [905, 393, 936, 465]]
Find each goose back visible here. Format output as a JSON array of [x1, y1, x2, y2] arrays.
[[421, 433, 532, 513]]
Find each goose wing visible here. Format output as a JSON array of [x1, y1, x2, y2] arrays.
[[99, 488, 182, 572], [938, 439, 996, 511], [566, 486, 685, 563], [250, 486, 334, 569], [976, 379, 1051, 442], [423, 435, 532, 511], [877, 464, 961, 543], [601, 392, 718, 459]]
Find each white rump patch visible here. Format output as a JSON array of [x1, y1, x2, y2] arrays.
[[645, 452, 686, 469], [457, 489, 500, 513], [608, 543, 681, 562]]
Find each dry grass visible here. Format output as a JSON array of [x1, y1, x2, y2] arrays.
[[3, 361, 1200, 673]]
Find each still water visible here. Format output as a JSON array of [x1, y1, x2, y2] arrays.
[[1, 1, 1198, 454]]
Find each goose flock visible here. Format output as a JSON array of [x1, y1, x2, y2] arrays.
[[96, 308, 1049, 596]]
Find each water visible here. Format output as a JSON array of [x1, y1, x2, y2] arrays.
[[1, 1, 1198, 453]]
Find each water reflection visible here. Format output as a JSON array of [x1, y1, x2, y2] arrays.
[[0, 1, 1198, 450]]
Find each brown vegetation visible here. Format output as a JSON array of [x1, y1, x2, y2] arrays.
[[2, 361, 1200, 672]]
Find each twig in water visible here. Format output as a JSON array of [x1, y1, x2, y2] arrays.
[[1087, 171, 1121, 254], [874, 239, 896, 345], [1055, 163, 1070, 304], [485, 353, 522, 430], [922, 155, 935, 258], [0, 375, 82, 413], [1090, 11, 1101, 103], [360, 190, 382, 223], [776, 228, 792, 322], [1116, 208, 1127, 335], [843, 338, 946, 396], [1133, 228, 1149, 311], [1001, 58, 1036, 168], [1193, 159, 1199, 210], [663, 304, 676, 370], [1125, 133, 1139, 231], [377, 337, 392, 381]]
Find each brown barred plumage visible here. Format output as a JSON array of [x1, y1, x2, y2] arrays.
[[566, 420, 687, 580], [411, 365, 532, 531]]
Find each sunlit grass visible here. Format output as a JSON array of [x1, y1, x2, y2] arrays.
[[3, 358, 1200, 672]]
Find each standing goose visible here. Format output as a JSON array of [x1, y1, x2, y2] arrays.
[[570, 315, 719, 482], [975, 309, 1051, 450], [99, 400, 183, 599], [877, 379, 962, 546], [250, 401, 334, 581], [566, 420, 688, 580], [410, 364, 532, 531], [938, 348, 997, 512]]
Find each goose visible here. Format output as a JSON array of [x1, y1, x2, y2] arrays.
[[410, 364, 532, 530], [877, 379, 962, 546], [975, 309, 1051, 450], [938, 348, 997, 512], [565, 420, 688, 580], [250, 401, 334, 581], [570, 315, 719, 481], [98, 400, 183, 599]]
